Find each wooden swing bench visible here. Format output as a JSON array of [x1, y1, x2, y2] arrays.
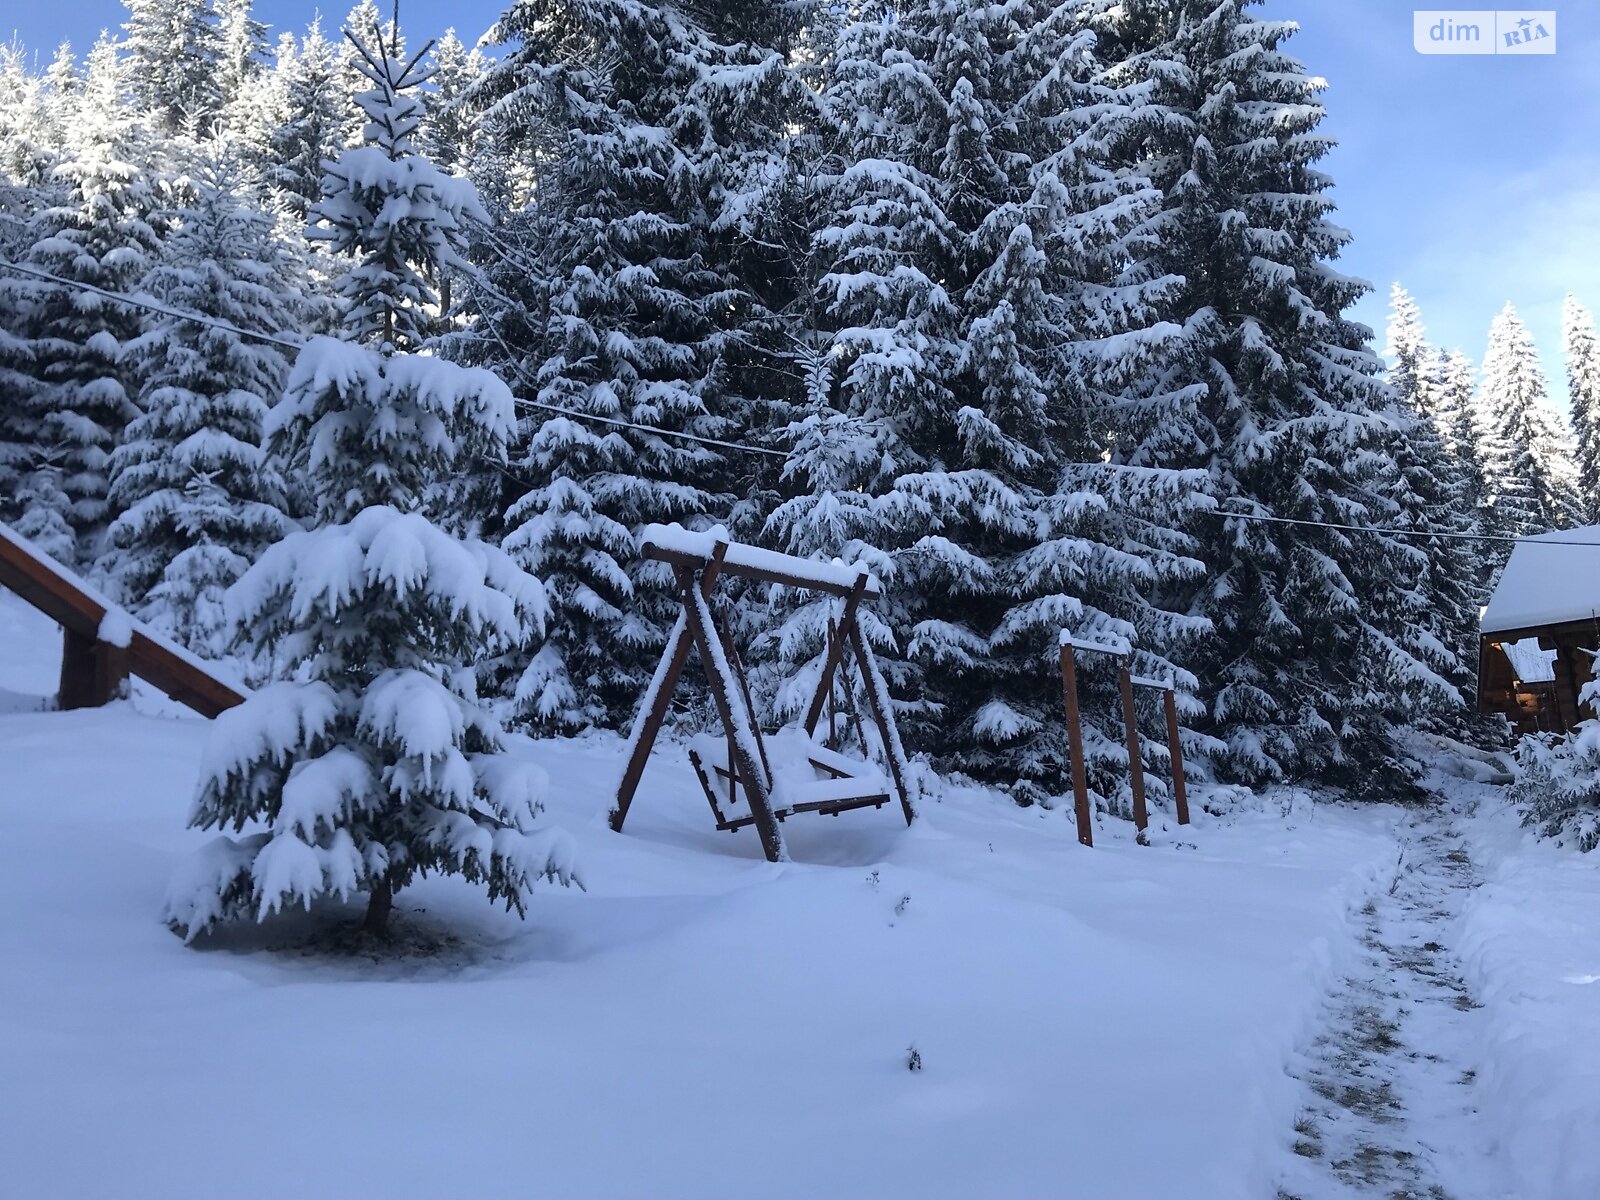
[[610, 526, 915, 863]]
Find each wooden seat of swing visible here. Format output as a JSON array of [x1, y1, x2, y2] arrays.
[[687, 727, 892, 831]]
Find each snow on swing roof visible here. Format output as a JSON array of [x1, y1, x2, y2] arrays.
[[1481, 525, 1600, 635], [638, 524, 881, 596]]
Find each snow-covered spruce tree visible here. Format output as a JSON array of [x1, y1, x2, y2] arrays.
[[267, 18, 345, 224], [1564, 295, 1600, 524], [1090, 0, 1455, 793], [0, 44, 59, 238], [164, 25, 575, 941], [100, 158, 300, 656], [338, 1, 398, 145], [420, 29, 485, 180], [410, 30, 499, 534], [0, 34, 159, 562], [469, 0, 803, 733], [1435, 348, 1486, 498], [215, 0, 275, 156], [122, 0, 224, 136], [1382, 285, 1481, 710], [1477, 302, 1581, 549], [759, 2, 957, 754], [767, 0, 1210, 807], [41, 41, 80, 136], [216, 0, 270, 115], [1513, 700, 1600, 852]]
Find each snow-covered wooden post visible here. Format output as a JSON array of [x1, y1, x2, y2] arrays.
[[56, 614, 130, 710], [92, 609, 131, 707], [1162, 688, 1190, 826], [1117, 664, 1149, 835], [57, 627, 97, 710], [1057, 641, 1093, 847]]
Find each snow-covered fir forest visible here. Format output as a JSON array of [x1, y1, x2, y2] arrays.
[[5, 0, 1600, 1196], [5, 0, 1594, 798]]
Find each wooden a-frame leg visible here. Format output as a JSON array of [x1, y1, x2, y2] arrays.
[[803, 573, 868, 736], [837, 637, 870, 754], [680, 565, 786, 863], [826, 617, 839, 750], [610, 542, 729, 833], [1060, 644, 1094, 848], [844, 613, 915, 826], [720, 619, 771, 785]]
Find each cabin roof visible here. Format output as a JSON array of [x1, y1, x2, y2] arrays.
[[1481, 525, 1600, 635]]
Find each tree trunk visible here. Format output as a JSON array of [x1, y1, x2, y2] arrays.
[[363, 875, 393, 937]]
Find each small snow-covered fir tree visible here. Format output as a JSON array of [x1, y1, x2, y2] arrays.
[[214, 0, 274, 155], [165, 24, 575, 941], [0, 46, 63, 511], [1564, 295, 1600, 524], [216, 0, 269, 114], [1478, 302, 1581, 545], [100, 156, 300, 656], [0, 44, 58, 235], [1513, 695, 1600, 852], [420, 29, 484, 179]]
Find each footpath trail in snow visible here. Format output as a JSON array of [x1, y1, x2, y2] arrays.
[[1280, 804, 1497, 1200]]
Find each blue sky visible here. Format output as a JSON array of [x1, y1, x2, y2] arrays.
[[6, 1, 1595, 407]]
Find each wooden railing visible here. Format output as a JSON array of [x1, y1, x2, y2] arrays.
[[0, 521, 245, 718]]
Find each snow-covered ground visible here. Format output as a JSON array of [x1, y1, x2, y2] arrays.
[[0, 590, 1595, 1198], [1460, 783, 1600, 1200]]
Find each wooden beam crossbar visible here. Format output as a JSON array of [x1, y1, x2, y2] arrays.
[[639, 541, 881, 601]]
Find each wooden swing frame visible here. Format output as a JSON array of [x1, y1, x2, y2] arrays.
[[610, 534, 915, 863]]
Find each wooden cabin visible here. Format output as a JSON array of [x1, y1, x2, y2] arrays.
[[1479, 527, 1600, 735]]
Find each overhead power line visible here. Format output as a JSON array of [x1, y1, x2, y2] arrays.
[[0, 259, 792, 460], [1202, 510, 1600, 548], [6, 256, 1600, 552], [0, 260, 305, 351], [509, 398, 790, 460]]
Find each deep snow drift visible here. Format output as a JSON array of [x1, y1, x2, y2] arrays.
[[0, 592, 1595, 1199]]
